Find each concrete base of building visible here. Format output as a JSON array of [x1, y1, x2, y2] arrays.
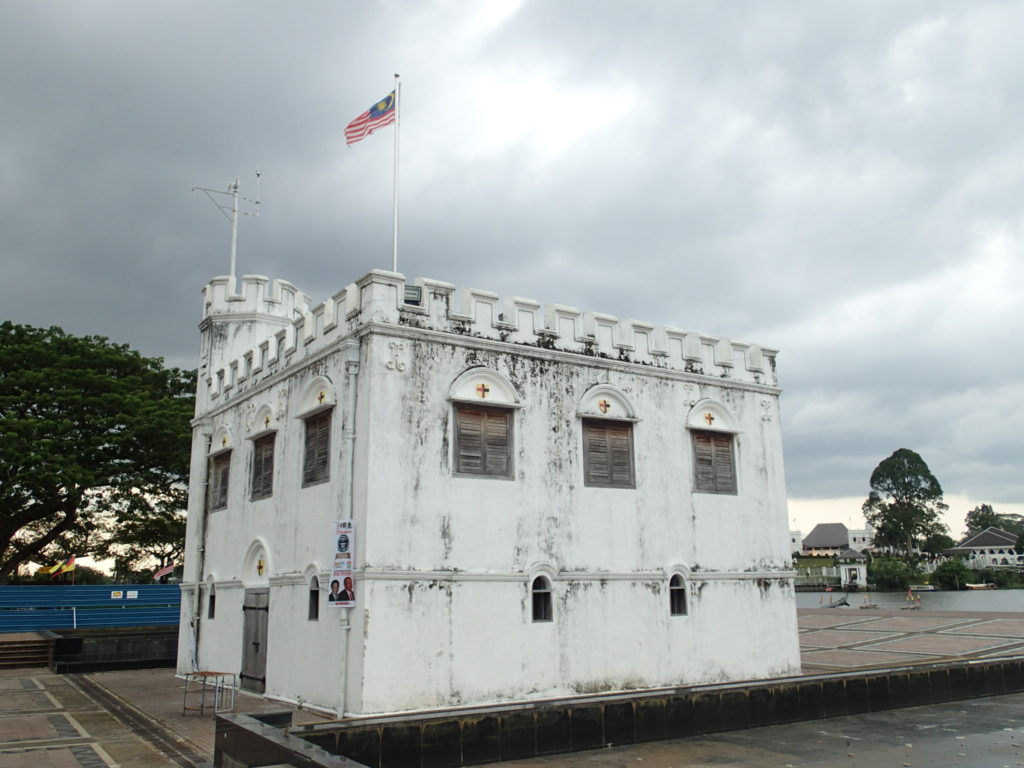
[[215, 655, 1024, 768]]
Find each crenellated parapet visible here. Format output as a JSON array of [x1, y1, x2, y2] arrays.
[[199, 269, 779, 408], [203, 274, 311, 321]]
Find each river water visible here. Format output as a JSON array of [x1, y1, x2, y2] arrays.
[[796, 588, 1023, 612]]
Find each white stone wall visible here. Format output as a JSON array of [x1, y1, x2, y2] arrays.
[[179, 270, 800, 716]]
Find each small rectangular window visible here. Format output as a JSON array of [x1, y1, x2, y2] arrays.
[[531, 577, 553, 622], [250, 434, 275, 500], [208, 452, 231, 511], [303, 410, 331, 486], [692, 431, 737, 494], [308, 578, 320, 621], [669, 575, 687, 616], [583, 420, 635, 487], [454, 405, 513, 478]]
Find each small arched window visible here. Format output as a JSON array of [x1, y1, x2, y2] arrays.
[[207, 585, 217, 619], [308, 576, 320, 621], [532, 576, 552, 622], [669, 574, 687, 616]]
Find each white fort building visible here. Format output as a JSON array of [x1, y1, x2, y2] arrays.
[[178, 269, 800, 715]]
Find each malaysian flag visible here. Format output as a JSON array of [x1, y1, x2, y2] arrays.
[[344, 91, 397, 145], [153, 562, 177, 580]]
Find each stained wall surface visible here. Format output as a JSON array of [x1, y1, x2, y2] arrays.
[[179, 270, 800, 715]]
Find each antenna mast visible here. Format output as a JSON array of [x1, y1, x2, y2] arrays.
[[192, 169, 261, 280]]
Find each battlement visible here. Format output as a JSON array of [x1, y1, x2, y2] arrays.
[[200, 270, 779, 407], [203, 274, 311, 321]]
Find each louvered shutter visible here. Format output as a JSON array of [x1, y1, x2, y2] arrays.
[[693, 433, 716, 492], [483, 410, 510, 475], [583, 420, 634, 487], [607, 423, 634, 486], [209, 452, 231, 510], [455, 405, 512, 477], [303, 411, 331, 485], [693, 431, 736, 494], [712, 434, 736, 493], [583, 421, 610, 485], [455, 408, 484, 474], [251, 434, 275, 499]]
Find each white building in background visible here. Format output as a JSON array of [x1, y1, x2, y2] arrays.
[[789, 530, 803, 554], [178, 269, 800, 716], [948, 528, 1022, 568]]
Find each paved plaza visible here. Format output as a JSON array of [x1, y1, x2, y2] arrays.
[[797, 609, 1024, 674], [1, 608, 1023, 767]]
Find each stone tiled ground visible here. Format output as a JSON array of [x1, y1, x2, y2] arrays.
[[799, 607, 1024, 674], [2, 608, 1023, 767]]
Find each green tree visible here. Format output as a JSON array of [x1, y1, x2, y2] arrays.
[[867, 557, 914, 590], [0, 322, 194, 583], [964, 504, 1013, 536], [931, 558, 971, 590], [92, 489, 187, 576], [921, 532, 955, 557], [1017, 532, 1024, 555], [862, 448, 948, 562]]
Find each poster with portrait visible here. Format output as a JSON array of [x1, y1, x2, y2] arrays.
[[328, 519, 355, 608]]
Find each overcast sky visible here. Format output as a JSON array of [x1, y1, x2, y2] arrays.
[[3, 1, 1021, 538]]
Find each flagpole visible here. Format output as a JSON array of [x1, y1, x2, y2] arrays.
[[392, 73, 401, 273]]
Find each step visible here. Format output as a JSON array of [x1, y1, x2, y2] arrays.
[[0, 651, 48, 663], [0, 659, 48, 668]]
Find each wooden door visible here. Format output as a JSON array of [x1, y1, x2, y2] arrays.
[[240, 588, 268, 693]]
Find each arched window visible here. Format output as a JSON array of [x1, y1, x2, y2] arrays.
[[207, 585, 217, 619], [532, 576, 552, 622], [308, 576, 320, 621], [669, 574, 687, 616]]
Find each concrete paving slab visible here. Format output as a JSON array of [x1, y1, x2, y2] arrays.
[[797, 628, 899, 647], [855, 615, 977, 631], [947, 618, 1024, 637], [797, 614, 876, 629], [800, 648, 929, 669], [865, 633, 1023, 656]]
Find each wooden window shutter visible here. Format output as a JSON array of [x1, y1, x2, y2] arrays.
[[583, 420, 634, 487], [584, 422, 609, 485], [693, 431, 736, 494], [455, 405, 512, 477], [693, 433, 716, 492], [209, 452, 231, 510], [303, 411, 331, 485], [607, 423, 634, 486], [455, 408, 483, 474], [712, 434, 736, 493], [251, 434, 275, 499], [483, 410, 510, 475]]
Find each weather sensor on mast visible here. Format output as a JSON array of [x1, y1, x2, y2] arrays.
[[191, 169, 261, 280]]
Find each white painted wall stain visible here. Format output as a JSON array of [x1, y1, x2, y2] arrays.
[[179, 270, 800, 715]]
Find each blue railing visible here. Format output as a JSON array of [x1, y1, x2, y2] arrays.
[[0, 585, 180, 632]]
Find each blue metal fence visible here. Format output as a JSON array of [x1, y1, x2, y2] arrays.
[[0, 585, 180, 633]]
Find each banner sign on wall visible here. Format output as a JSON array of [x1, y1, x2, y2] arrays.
[[329, 520, 355, 608]]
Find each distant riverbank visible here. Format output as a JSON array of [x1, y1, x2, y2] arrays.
[[795, 588, 1022, 612]]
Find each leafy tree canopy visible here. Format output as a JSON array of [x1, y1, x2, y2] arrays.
[[921, 532, 955, 557], [964, 503, 1024, 538], [931, 558, 971, 590], [862, 448, 948, 563], [867, 557, 915, 590], [0, 321, 194, 583]]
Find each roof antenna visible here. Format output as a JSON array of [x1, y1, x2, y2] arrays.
[[192, 169, 261, 281]]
